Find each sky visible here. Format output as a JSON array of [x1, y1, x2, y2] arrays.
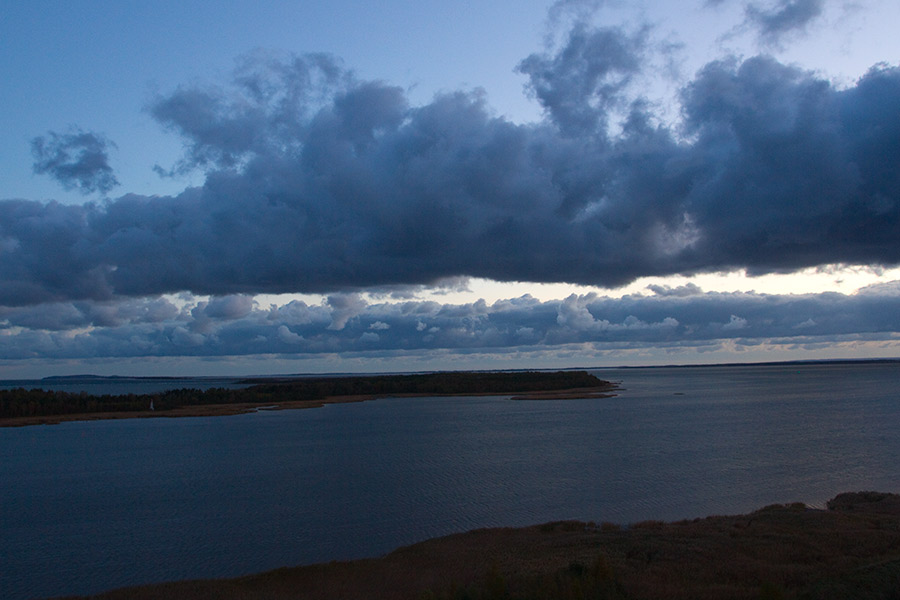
[[2, 0, 900, 378]]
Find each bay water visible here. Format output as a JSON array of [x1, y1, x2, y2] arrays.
[[2, 362, 899, 599]]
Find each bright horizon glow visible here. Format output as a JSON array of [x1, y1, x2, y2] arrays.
[[415, 265, 900, 305], [250, 265, 900, 310]]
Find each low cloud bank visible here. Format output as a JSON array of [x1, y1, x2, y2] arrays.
[[2, 285, 899, 360]]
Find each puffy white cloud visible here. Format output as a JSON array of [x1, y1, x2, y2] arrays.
[[204, 295, 255, 320], [326, 293, 367, 331], [277, 325, 304, 344]]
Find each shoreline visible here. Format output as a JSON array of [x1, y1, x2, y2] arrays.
[[0, 384, 619, 428], [53, 491, 900, 600], [0, 395, 370, 428]]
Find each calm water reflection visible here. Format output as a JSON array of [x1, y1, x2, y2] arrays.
[[2, 362, 899, 599]]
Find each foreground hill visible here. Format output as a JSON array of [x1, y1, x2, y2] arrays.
[[59, 492, 900, 600]]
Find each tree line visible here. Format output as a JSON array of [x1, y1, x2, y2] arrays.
[[0, 371, 609, 419]]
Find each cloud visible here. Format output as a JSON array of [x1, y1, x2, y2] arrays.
[[3, 285, 900, 361], [0, 297, 180, 331], [2, 29, 900, 308], [646, 283, 704, 297], [171, 326, 204, 347], [518, 23, 647, 135], [203, 295, 255, 320], [547, 0, 610, 25], [277, 324, 304, 344], [326, 293, 367, 330], [31, 129, 119, 194], [744, 0, 825, 46], [557, 293, 605, 330], [150, 52, 353, 175], [722, 314, 748, 330]]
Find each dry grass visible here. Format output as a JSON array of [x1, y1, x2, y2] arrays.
[[57, 492, 900, 600]]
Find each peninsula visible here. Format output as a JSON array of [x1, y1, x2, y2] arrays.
[[0, 370, 617, 427]]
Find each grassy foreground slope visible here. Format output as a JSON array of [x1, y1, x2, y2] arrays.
[[60, 492, 900, 600]]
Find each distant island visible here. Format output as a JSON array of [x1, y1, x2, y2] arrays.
[[41, 374, 181, 381], [55, 491, 900, 600], [0, 370, 617, 427]]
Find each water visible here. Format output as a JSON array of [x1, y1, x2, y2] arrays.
[[2, 362, 899, 599]]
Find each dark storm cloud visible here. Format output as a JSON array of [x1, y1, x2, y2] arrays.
[[0, 297, 180, 332], [2, 26, 900, 306], [679, 58, 900, 273], [151, 52, 352, 175], [31, 129, 119, 195], [744, 0, 825, 45], [518, 23, 647, 134], [2, 286, 900, 360]]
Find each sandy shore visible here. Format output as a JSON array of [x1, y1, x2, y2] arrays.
[[0, 384, 618, 428]]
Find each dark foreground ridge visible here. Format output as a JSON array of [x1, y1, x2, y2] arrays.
[[0, 370, 616, 426], [56, 491, 900, 600]]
